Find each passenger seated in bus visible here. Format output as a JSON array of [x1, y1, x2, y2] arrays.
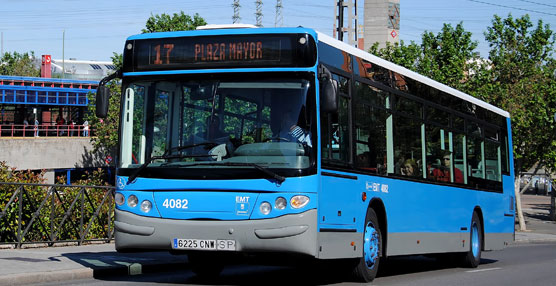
[[432, 153, 463, 183], [206, 115, 228, 141], [356, 152, 370, 167], [401, 159, 419, 177]]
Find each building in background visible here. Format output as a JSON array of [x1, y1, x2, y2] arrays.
[[50, 58, 116, 81], [34, 56, 116, 81], [0, 75, 96, 131], [362, 0, 400, 51]]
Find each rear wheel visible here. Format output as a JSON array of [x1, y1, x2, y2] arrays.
[[462, 212, 482, 268], [352, 208, 382, 282]]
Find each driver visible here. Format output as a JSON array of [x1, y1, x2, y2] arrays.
[[278, 111, 312, 147]]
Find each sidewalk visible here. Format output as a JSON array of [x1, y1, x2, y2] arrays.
[[0, 243, 187, 286], [0, 195, 555, 286], [514, 193, 556, 243]]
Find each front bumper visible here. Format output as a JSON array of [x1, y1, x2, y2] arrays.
[[114, 208, 318, 257]]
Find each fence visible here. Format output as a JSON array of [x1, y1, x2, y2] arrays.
[[0, 182, 114, 248], [0, 124, 93, 138]]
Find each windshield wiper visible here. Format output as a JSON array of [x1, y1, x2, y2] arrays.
[[177, 162, 286, 184], [127, 143, 218, 184]]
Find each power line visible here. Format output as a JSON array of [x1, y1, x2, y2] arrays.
[[467, 0, 556, 17], [515, 0, 556, 9]]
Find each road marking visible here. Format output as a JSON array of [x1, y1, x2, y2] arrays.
[[466, 267, 502, 273]]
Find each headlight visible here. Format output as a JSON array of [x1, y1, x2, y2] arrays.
[[275, 197, 287, 210], [140, 200, 152, 213], [290, 195, 309, 209], [115, 192, 125, 206], [127, 195, 138, 208], [260, 202, 271, 215]]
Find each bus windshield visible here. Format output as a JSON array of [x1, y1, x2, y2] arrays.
[[119, 75, 316, 180]]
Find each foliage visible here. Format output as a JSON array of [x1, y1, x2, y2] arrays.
[[142, 12, 206, 33], [0, 51, 40, 77], [370, 22, 480, 91], [86, 73, 121, 158], [480, 14, 556, 173], [369, 16, 556, 175], [0, 162, 113, 244], [0, 161, 46, 242]]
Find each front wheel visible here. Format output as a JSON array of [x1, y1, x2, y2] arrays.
[[461, 212, 482, 268], [352, 208, 382, 282]]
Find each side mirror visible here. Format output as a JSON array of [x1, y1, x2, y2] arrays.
[[320, 78, 338, 113], [318, 65, 338, 113], [96, 86, 110, 118], [95, 69, 122, 119]]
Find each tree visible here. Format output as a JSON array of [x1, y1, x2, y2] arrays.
[[142, 12, 206, 33], [482, 14, 556, 174], [481, 14, 556, 230], [369, 22, 480, 91], [87, 13, 207, 164], [85, 53, 122, 157], [0, 51, 40, 77]]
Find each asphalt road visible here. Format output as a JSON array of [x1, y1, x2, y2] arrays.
[[37, 242, 556, 286]]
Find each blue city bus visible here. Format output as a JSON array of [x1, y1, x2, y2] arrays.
[[96, 25, 515, 282]]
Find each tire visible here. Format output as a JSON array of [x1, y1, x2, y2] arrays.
[[188, 252, 224, 277], [462, 212, 482, 268], [352, 208, 382, 282]]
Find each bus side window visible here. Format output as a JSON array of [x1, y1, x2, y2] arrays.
[[321, 73, 350, 164], [354, 81, 387, 174]]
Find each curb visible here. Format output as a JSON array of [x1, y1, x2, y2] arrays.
[[0, 261, 185, 286], [513, 231, 556, 244]]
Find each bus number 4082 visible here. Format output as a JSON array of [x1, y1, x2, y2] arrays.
[[162, 198, 188, 209]]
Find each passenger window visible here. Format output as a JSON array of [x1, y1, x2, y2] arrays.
[[393, 116, 423, 178], [467, 136, 484, 180], [322, 74, 351, 164], [354, 82, 388, 175], [485, 140, 502, 182]]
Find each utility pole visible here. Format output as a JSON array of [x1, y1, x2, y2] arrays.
[[352, 0, 358, 47], [336, 0, 345, 41], [255, 0, 263, 27], [233, 0, 241, 24], [275, 0, 283, 27], [335, 1, 358, 45], [62, 30, 65, 79]]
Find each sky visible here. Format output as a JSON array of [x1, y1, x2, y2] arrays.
[[0, 0, 555, 62]]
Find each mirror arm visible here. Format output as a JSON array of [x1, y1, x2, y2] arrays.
[[99, 69, 122, 87], [318, 64, 332, 82]]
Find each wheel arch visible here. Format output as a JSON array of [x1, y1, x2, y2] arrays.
[[368, 198, 387, 258], [473, 206, 485, 251]]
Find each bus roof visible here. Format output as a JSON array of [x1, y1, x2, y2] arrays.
[[316, 31, 510, 118], [126, 27, 318, 40]]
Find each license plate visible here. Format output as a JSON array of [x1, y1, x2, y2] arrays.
[[172, 238, 236, 251]]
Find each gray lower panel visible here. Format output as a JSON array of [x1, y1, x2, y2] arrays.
[[387, 232, 514, 256], [115, 209, 318, 257], [387, 232, 466, 256], [317, 232, 363, 259], [484, 232, 514, 250]]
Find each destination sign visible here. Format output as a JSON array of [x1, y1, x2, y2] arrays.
[[127, 34, 316, 71]]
